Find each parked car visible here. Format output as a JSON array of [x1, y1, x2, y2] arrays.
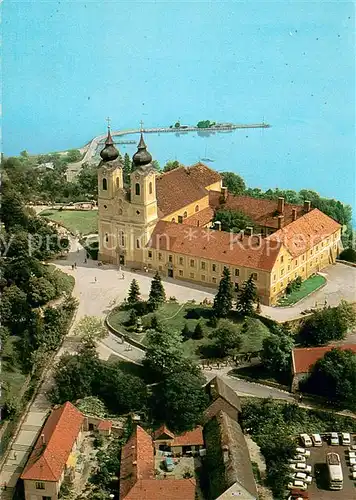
[[289, 456, 307, 463], [288, 480, 308, 491], [296, 447, 311, 457], [341, 433, 351, 445], [349, 457, 356, 465], [163, 456, 174, 472], [289, 463, 312, 473], [352, 471, 356, 480], [293, 472, 307, 481], [351, 464, 356, 472], [304, 475, 313, 484], [300, 434, 313, 447], [311, 433, 322, 446], [330, 432, 339, 445], [348, 451, 356, 458], [349, 445, 356, 452]]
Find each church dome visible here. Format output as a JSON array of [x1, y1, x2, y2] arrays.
[[100, 128, 119, 162], [132, 132, 152, 167]]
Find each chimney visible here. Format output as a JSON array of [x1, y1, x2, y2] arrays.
[[222, 445, 229, 464], [221, 186, 228, 201], [292, 207, 297, 221], [215, 221, 222, 231], [245, 226, 253, 236], [304, 200, 311, 213], [41, 434, 45, 446], [277, 215, 284, 229], [240, 230, 245, 240], [277, 197, 285, 214]]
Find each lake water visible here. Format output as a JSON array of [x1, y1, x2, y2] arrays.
[[3, 1, 355, 210]]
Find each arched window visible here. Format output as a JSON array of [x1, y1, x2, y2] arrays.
[[183, 211, 188, 218], [119, 231, 125, 247], [105, 233, 109, 242], [102, 178, 107, 191], [195, 205, 199, 212], [116, 178, 120, 188], [119, 209, 123, 216], [149, 182, 153, 195], [135, 183, 140, 196], [171, 217, 176, 222], [136, 239, 140, 249]]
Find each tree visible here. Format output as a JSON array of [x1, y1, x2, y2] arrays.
[[76, 396, 108, 417], [150, 315, 163, 332], [181, 323, 191, 340], [213, 267, 234, 318], [66, 149, 82, 162], [27, 276, 57, 307], [74, 316, 107, 345], [260, 333, 294, 374], [148, 272, 166, 309], [192, 322, 204, 340], [213, 208, 254, 233], [221, 172, 246, 195], [304, 348, 356, 409], [151, 160, 160, 171], [299, 301, 356, 346], [212, 319, 242, 358], [127, 279, 140, 305], [163, 160, 180, 173], [339, 247, 356, 263], [236, 275, 257, 316], [128, 309, 137, 326], [0, 285, 31, 333], [151, 371, 209, 432], [77, 163, 98, 198]]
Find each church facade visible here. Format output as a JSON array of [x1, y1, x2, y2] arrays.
[[98, 128, 342, 305]]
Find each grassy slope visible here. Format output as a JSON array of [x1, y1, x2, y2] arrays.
[[40, 209, 98, 235]]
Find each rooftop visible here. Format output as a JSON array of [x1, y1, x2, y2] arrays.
[[292, 344, 356, 374], [153, 424, 204, 447], [205, 376, 242, 413], [148, 220, 281, 272], [21, 402, 84, 482]]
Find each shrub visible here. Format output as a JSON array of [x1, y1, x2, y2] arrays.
[[192, 322, 204, 340], [94, 434, 104, 448], [339, 247, 356, 263]]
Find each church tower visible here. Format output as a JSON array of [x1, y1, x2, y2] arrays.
[[97, 123, 124, 263]]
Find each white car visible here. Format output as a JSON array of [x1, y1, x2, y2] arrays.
[[352, 471, 356, 480], [351, 464, 356, 472], [348, 451, 356, 458], [289, 463, 312, 473], [300, 433, 313, 447], [349, 457, 356, 465], [349, 445, 356, 452], [296, 447, 311, 457], [293, 471, 312, 484], [311, 433, 322, 446], [341, 433, 351, 445], [330, 432, 339, 445], [288, 480, 308, 491], [289, 456, 306, 463]]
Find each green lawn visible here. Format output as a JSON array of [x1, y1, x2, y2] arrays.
[[40, 209, 98, 235], [277, 274, 326, 306], [107, 302, 271, 359], [0, 337, 27, 405]]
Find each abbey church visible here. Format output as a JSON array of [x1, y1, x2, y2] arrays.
[[98, 128, 342, 305]]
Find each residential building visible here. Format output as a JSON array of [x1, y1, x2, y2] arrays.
[[204, 376, 242, 422], [152, 424, 204, 456], [120, 425, 196, 500], [291, 344, 356, 391], [204, 410, 258, 500], [21, 402, 85, 500], [98, 128, 342, 305]]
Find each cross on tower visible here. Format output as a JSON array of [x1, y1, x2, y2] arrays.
[[106, 116, 111, 129], [140, 120, 144, 131]]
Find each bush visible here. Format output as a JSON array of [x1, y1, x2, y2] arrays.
[[94, 434, 104, 448], [192, 322, 204, 340], [181, 323, 191, 340], [339, 247, 356, 263], [134, 300, 149, 316]]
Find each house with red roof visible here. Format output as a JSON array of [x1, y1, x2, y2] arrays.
[[97, 131, 342, 305], [21, 402, 85, 500], [291, 344, 356, 391], [120, 425, 196, 500], [152, 424, 204, 456]]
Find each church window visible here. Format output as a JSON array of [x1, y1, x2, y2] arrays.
[[201, 262, 206, 270], [168, 255, 173, 263], [116, 178, 120, 188], [179, 270, 183, 276], [149, 182, 153, 194], [252, 273, 258, 281], [190, 259, 195, 267], [235, 269, 239, 277], [148, 251, 152, 258], [212, 264, 216, 272], [195, 205, 199, 213], [105, 233, 109, 243], [136, 210, 140, 215], [102, 178, 107, 190], [178, 216, 183, 223], [119, 231, 125, 247], [135, 183, 140, 196], [136, 239, 140, 249], [280, 255, 284, 264], [183, 211, 188, 218], [158, 253, 162, 261], [179, 257, 184, 265]]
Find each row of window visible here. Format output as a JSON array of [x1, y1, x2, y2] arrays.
[[101, 178, 153, 196]]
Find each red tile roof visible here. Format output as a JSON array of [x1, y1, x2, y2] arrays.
[[148, 220, 281, 272], [156, 163, 221, 217], [97, 419, 112, 430], [209, 191, 306, 229], [153, 424, 175, 440], [120, 426, 154, 499], [267, 208, 341, 257], [183, 206, 214, 227], [124, 478, 196, 500], [292, 345, 356, 374], [171, 427, 204, 447], [21, 402, 84, 482]]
